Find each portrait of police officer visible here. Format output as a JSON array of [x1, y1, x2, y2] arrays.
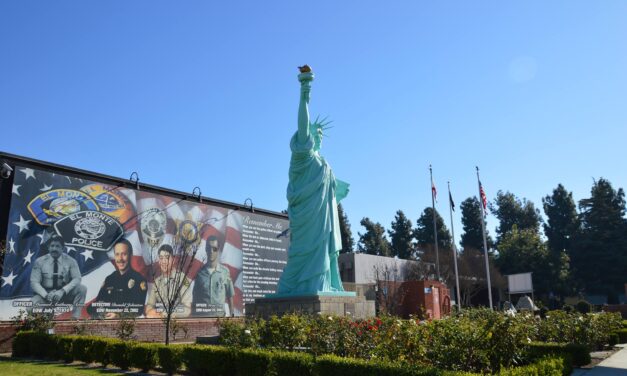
[[88, 238, 147, 319], [192, 235, 234, 317], [30, 234, 87, 319], [145, 243, 192, 318]]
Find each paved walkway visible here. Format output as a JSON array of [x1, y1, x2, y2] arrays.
[[573, 345, 627, 375]]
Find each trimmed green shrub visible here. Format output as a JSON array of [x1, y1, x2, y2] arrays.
[[109, 341, 133, 370], [89, 337, 114, 366], [526, 342, 590, 367], [11, 330, 32, 357], [623, 320, 627, 329], [269, 350, 314, 376], [28, 331, 55, 358], [575, 300, 591, 314], [56, 336, 75, 362], [315, 354, 438, 376], [130, 343, 158, 372], [157, 344, 184, 375], [182, 345, 237, 376], [617, 329, 627, 344], [71, 336, 93, 362], [236, 348, 272, 376]]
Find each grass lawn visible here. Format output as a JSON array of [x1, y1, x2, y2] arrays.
[[0, 358, 129, 375]]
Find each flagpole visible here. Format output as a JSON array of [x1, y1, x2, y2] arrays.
[[476, 166, 494, 309], [447, 181, 462, 310], [430, 165, 440, 281]]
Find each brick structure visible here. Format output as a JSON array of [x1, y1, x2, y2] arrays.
[[398, 280, 451, 319]]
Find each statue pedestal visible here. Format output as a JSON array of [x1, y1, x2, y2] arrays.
[[246, 294, 375, 319]]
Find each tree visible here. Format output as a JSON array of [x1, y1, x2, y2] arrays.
[[542, 184, 578, 297], [490, 191, 542, 243], [460, 197, 493, 251], [358, 217, 391, 256], [372, 262, 404, 315], [338, 204, 354, 253], [147, 234, 202, 345], [571, 178, 627, 303], [388, 210, 414, 259], [413, 207, 452, 250], [495, 225, 553, 297], [457, 247, 505, 307]]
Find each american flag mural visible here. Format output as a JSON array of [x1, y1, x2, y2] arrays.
[[0, 166, 288, 320]]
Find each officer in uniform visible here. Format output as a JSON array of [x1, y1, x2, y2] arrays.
[[30, 234, 87, 319], [192, 236, 234, 317], [145, 243, 192, 318], [88, 238, 147, 319]]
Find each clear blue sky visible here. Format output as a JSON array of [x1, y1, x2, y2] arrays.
[[1, 1, 626, 248]]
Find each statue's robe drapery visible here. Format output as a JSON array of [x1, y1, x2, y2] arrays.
[[276, 131, 347, 294]]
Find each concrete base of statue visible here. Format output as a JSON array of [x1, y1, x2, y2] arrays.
[[246, 292, 375, 319]]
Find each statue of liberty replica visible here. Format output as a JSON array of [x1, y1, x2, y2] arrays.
[[276, 65, 352, 295], [249, 66, 375, 318]]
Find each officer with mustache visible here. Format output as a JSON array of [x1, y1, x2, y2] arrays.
[[88, 238, 147, 319]]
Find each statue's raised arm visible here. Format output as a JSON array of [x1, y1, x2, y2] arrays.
[[297, 65, 313, 144]]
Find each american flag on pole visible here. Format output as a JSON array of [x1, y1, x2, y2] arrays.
[[479, 181, 488, 212]]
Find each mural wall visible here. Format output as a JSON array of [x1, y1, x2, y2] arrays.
[[0, 166, 289, 320]]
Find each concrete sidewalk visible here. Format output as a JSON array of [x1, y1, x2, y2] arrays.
[[573, 345, 627, 375]]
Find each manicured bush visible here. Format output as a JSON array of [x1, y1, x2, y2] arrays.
[[11, 330, 32, 357], [182, 345, 237, 376], [28, 331, 56, 358], [616, 329, 627, 344], [269, 350, 314, 376], [56, 335, 75, 362], [526, 342, 590, 367], [236, 348, 273, 376], [89, 336, 114, 366], [623, 320, 627, 329], [109, 341, 133, 370], [130, 343, 158, 372], [157, 344, 184, 375], [71, 336, 93, 362], [575, 300, 591, 314], [315, 354, 438, 376], [261, 314, 308, 351]]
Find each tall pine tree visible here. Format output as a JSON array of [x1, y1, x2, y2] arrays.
[[338, 204, 354, 253], [542, 184, 578, 297], [572, 178, 627, 303], [414, 207, 452, 250], [490, 191, 542, 243], [358, 217, 391, 256], [460, 197, 493, 251], [388, 210, 414, 259]]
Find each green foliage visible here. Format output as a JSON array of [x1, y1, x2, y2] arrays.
[[358, 217, 391, 256], [11, 309, 54, 333], [156, 344, 184, 375], [71, 336, 93, 362], [182, 345, 237, 376], [57, 336, 75, 362], [490, 191, 542, 243], [414, 207, 452, 250], [572, 178, 627, 302], [460, 197, 493, 251], [525, 342, 589, 368], [338, 203, 355, 253], [261, 314, 308, 351], [535, 311, 622, 350], [12, 330, 33, 357], [219, 318, 262, 348], [389, 210, 415, 259], [575, 300, 591, 314], [269, 350, 314, 376], [237, 348, 273, 376], [315, 354, 438, 376], [115, 317, 136, 340], [616, 329, 627, 344], [109, 341, 133, 370], [130, 343, 158, 372]]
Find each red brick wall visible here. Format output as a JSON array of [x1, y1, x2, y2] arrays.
[[0, 317, 227, 353]]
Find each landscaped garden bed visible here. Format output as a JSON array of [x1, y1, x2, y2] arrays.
[[10, 309, 625, 375]]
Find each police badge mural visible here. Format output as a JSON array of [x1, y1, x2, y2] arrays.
[[0, 163, 289, 321]]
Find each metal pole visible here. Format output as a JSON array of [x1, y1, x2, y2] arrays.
[[476, 166, 494, 310], [430, 165, 440, 281], [447, 181, 462, 310]]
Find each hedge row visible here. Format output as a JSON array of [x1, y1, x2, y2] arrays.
[[617, 329, 627, 344], [12, 331, 571, 376]]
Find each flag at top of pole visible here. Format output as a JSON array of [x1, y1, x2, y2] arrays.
[[449, 190, 455, 212], [479, 181, 488, 212]]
